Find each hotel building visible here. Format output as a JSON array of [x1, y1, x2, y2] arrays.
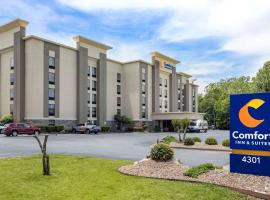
[[0, 19, 203, 130]]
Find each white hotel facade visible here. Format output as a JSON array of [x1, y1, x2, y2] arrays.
[[0, 19, 203, 130]]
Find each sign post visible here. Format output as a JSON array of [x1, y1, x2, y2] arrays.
[[230, 93, 270, 176]]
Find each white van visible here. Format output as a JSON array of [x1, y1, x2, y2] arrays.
[[188, 120, 208, 133]]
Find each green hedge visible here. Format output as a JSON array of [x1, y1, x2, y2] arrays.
[[162, 136, 177, 144], [222, 139, 230, 147], [205, 137, 218, 145], [184, 137, 195, 146], [184, 163, 216, 178], [37, 125, 65, 133], [101, 126, 110, 132], [192, 137, 201, 143], [150, 143, 174, 162]]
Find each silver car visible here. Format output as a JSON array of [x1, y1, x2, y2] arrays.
[[188, 120, 208, 133]]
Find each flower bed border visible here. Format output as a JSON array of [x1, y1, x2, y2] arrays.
[[170, 142, 232, 152]]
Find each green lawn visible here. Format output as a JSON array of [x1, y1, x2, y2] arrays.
[[0, 155, 247, 200]]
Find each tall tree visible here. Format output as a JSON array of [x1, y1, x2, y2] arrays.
[[255, 61, 270, 92]]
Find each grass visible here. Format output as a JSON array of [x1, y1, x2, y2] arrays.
[[0, 155, 247, 200], [184, 163, 216, 178]]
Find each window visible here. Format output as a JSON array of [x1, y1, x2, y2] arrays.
[[177, 79, 181, 90], [92, 80, 96, 91], [92, 107, 97, 118], [142, 83, 146, 94], [142, 96, 146, 106], [49, 57, 55, 69], [159, 99, 162, 108], [117, 97, 121, 106], [142, 68, 146, 82], [192, 88, 195, 97], [48, 104, 55, 116], [92, 94, 96, 104], [159, 78, 162, 86], [178, 102, 181, 110], [10, 88, 14, 100], [48, 72, 55, 84], [10, 57, 14, 70], [178, 92, 181, 100], [48, 88, 55, 100], [164, 79, 167, 87], [117, 73, 121, 83], [92, 67, 97, 78], [10, 104, 13, 115], [117, 85, 121, 94], [164, 100, 168, 109], [10, 73, 14, 85], [117, 109, 121, 115], [88, 80, 90, 90], [88, 107, 90, 117], [142, 107, 146, 118], [164, 90, 167, 98], [159, 88, 162, 97], [88, 94, 90, 104], [88, 66, 90, 77]]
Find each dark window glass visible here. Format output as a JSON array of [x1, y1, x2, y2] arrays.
[[10, 104, 13, 115], [142, 72, 146, 82], [10, 57, 14, 70], [142, 96, 146, 106], [164, 79, 167, 87], [159, 78, 162, 86], [10, 73, 14, 85], [48, 72, 55, 84], [92, 107, 97, 118], [88, 107, 90, 117], [10, 88, 14, 100], [164, 90, 167, 98], [165, 100, 168, 109], [117, 97, 121, 106], [88, 80, 90, 90], [92, 67, 96, 77], [92, 80, 96, 91], [142, 84, 146, 94], [178, 102, 181, 110], [92, 94, 96, 104], [48, 88, 55, 100], [117, 109, 121, 115], [49, 57, 55, 69], [88, 66, 90, 77], [142, 108, 146, 118], [48, 104, 55, 116], [117, 85, 121, 94], [159, 88, 162, 97], [117, 73, 121, 82]]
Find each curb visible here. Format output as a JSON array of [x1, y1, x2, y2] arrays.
[[170, 145, 232, 152], [118, 169, 269, 199]]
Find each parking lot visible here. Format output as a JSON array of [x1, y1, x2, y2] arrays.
[[0, 130, 229, 166]]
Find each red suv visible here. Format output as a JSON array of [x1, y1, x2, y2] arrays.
[[2, 123, 41, 137]]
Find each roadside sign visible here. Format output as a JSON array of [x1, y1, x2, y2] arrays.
[[230, 93, 270, 176]]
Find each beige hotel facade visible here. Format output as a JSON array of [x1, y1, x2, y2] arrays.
[[0, 19, 204, 130]]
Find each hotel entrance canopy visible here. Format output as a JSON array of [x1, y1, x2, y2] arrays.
[[151, 112, 204, 120]]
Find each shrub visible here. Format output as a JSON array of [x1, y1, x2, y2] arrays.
[[192, 137, 201, 143], [55, 125, 64, 132], [222, 139, 230, 147], [184, 137, 195, 146], [205, 137, 218, 145], [0, 114, 13, 124], [37, 125, 64, 133], [162, 136, 177, 144], [184, 163, 216, 178], [150, 143, 174, 162], [46, 126, 56, 133], [101, 126, 110, 132], [154, 126, 161, 132]]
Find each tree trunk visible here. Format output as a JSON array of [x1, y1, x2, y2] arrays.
[[183, 128, 187, 142]]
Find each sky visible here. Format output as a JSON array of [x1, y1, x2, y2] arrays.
[[1, 0, 270, 93]]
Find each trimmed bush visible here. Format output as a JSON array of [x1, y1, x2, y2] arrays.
[[192, 137, 201, 143], [184, 163, 216, 178], [37, 125, 65, 133], [101, 126, 110, 132], [222, 139, 230, 147], [55, 125, 64, 132], [150, 143, 174, 162], [184, 137, 195, 146], [0, 114, 13, 124], [205, 137, 218, 145], [162, 136, 177, 144]]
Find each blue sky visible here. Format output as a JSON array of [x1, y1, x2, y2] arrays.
[[1, 0, 270, 93]]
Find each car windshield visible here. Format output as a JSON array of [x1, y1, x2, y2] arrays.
[[4, 124, 10, 128], [190, 122, 197, 126]]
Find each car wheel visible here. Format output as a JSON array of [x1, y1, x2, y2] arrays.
[[12, 131, 18, 137], [85, 129, 90, 134], [94, 131, 98, 134], [72, 129, 76, 133]]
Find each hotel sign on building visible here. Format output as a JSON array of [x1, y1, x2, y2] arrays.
[[230, 93, 270, 176]]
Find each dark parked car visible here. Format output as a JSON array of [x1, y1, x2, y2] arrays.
[[2, 123, 41, 137], [72, 123, 101, 134]]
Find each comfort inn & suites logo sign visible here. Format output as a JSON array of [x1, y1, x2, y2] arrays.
[[230, 93, 270, 176]]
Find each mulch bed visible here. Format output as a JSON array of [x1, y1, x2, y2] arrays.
[[119, 159, 270, 199], [170, 142, 231, 152]]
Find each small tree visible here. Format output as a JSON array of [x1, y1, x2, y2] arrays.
[[180, 118, 190, 142], [171, 119, 181, 142], [0, 114, 13, 124], [33, 134, 50, 176], [114, 114, 131, 131]]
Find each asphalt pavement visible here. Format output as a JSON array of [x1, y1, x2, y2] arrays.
[[0, 130, 229, 166]]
